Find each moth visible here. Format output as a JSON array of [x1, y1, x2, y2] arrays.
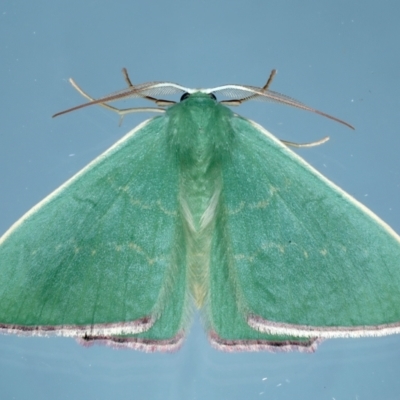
[[1, 69, 399, 352]]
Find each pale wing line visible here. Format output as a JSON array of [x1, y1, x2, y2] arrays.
[[247, 119, 400, 244], [248, 315, 400, 338], [0, 118, 154, 245], [0, 318, 154, 337], [228, 160, 324, 262]]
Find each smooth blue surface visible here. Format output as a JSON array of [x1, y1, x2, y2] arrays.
[[1, 1, 400, 399]]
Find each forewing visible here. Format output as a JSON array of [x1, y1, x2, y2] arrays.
[[209, 115, 400, 347], [0, 117, 189, 349]]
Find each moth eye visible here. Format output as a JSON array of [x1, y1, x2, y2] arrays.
[[180, 92, 190, 102]]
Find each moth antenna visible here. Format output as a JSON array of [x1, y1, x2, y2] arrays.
[[53, 78, 165, 118]]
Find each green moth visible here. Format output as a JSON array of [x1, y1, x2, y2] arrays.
[[1, 69, 400, 352]]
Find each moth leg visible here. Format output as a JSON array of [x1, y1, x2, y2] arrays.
[[122, 67, 134, 87], [120, 67, 176, 108], [263, 69, 277, 90], [281, 136, 330, 148], [220, 69, 278, 106]]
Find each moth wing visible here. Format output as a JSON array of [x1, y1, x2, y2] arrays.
[[208, 116, 400, 349], [0, 117, 188, 351]]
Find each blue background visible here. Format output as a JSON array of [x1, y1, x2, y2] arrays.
[[1, 1, 400, 399]]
